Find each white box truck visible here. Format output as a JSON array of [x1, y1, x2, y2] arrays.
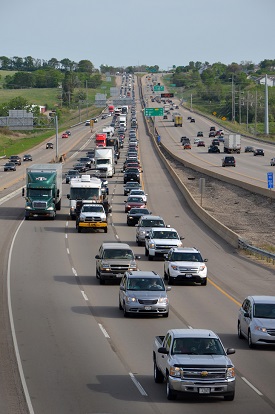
[[224, 134, 241, 154], [94, 147, 115, 178]]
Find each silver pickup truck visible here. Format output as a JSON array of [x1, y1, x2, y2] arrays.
[[153, 329, 236, 401]]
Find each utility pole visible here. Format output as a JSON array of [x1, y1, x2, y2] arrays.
[[265, 74, 269, 135], [231, 76, 235, 123], [255, 90, 258, 136]]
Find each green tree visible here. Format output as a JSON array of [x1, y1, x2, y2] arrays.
[[78, 60, 94, 73]]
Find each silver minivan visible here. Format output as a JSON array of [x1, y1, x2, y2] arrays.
[[119, 271, 170, 317], [238, 295, 275, 348]]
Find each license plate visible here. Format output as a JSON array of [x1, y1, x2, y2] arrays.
[[144, 306, 151, 310], [199, 388, 210, 394], [116, 273, 123, 278], [185, 274, 192, 278]]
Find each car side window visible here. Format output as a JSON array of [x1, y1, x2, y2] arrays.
[[242, 299, 249, 312]]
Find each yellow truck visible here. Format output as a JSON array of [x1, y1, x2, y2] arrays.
[[173, 113, 183, 127]]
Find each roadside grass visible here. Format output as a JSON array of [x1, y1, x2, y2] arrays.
[[0, 76, 115, 157]]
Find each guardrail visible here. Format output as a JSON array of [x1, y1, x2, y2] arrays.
[[137, 76, 275, 265]]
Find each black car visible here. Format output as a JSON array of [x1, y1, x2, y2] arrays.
[[23, 154, 32, 161], [9, 155, 21, 165], [222, 156, 236, 167], [46, 142, 54, 149], [124, 168, 140, 184], [78, 157, 92, 168], [212, 139, 220, 146], [254, 148, 264, 156], [208, 145, 220, 153], [244, 146, 254, 153], [190, 118, 195, 123], [209, 131, 216, 138], [127, 208, 151, 226], [4, 162, 16, 171], [65, 170, 80, 183], [73, 163, 89, 172], [123, 181, 142, 196]]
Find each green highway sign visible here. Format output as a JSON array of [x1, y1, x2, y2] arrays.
[[153, 85, 164, 91], [144, 107, 164, 117], [170, 84, 176, 87]]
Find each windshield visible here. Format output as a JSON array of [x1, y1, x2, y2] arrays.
[[82, 206, 104, 213], [97, 159, 109, 165], [70, 188, 100, 200], [171, 338, 224, 355], [171, 253, 203, 262], [254, 303, 275, 319], [141, 220, 164, 228], [29, 189, 51, 197], [103, 249, 134, 260], [153, 231, 178, 239], [127, 278, 165, 291]]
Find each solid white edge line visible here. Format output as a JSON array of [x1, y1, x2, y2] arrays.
[[129, 372, 148, 396], [81, 290, 88, 301], [242, 377, 263, 395], [66, 248, 70, 255], [72, 268, 77, 276], [98, 323, 110, 339], [7, 219, 35, 414]]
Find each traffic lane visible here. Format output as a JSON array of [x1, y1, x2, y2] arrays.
[[64, 146, 275, 410], [11, 207, 158, 414]]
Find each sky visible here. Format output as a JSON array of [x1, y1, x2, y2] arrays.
[[1, 0, 275, 70]]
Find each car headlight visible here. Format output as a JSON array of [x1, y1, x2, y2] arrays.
[[255, 326, 267, 333], [47, 207, 54, 210], [158, 297, 168, 304], [170, 366, 181, 378], [149, 242, 156, 249], [126, 296, 137, 303], [226, 367, 235, 379], [177, 241, 183, 247], [198, 265, 206, 271], [171, 265, 179, 271]]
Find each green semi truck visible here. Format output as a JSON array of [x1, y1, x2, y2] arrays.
[[22, 163, 62, 220]]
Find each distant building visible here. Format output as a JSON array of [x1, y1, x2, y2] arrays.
[[256, 76, 275, 86]]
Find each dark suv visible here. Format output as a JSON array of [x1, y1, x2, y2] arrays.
[[222, 156, 236, 167], [9, 155, 21, 165], [124, 168, 140, 184]]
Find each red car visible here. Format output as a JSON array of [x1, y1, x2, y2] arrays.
[[183, 143, 191, 150], [62, 132, 69, 138], [124, 196, 146, 213], [197, 140, 205, 147]]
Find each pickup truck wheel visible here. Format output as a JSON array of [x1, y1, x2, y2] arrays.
[[166, 375, 177, 400], [168, 274, 174, 285], [148, 254, 153, 261], [224, 392, 235, 401], [99, 277, 105, 285], [238, 322, 244, 339], [137, 239, 142, 246], [164, 269, 168, 280], [154, 361, 164, 383], [104, 227, 108, 233], [201, 278, 207, 286], [119, 299, 123, 310], [145, 247, 149, 256], [77, 226, 81, 233]]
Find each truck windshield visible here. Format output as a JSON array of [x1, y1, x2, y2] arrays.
[[96, 159, 110, 165], [29, 189, 51, 197], [172, 338, 225, 355], [70, 188, 100, 200], [82, 206, 103, 213], [153, 231, 178, 239], [103, 249, 134, 260]]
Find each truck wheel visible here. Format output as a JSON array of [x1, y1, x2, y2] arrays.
[[25, 216, 29, 220], [99, 277, 105, 285], [104, 227, 108, 233], [145, 247, 149, 256], [168, 274, 174, 285], [77, 226, 81, 233], [164, 269, 168, 280], [224, 392, 235, 401], [137, 239, 142, 246], [148, 254, 153, 261], [154, 361, 164, 383], [56, 200, 61, 211], [119, 299, 123, 310], [166, 375, 177, 400]]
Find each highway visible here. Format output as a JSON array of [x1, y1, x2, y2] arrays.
[[1, 76, 275, 413]]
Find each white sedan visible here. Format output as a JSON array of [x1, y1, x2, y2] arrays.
[[129, 189, 148, 203]]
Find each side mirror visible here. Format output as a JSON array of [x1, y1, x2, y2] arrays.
[[226, 348, 236, 355], [158, 347, 169, 355], [135, 255, 141, 260], [95, 255, 100, 259], [166, 286, 171, 292], [204, 259, 208, 262], [67, 194, 70, 199]]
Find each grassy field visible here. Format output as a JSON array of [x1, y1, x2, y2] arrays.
[[0, 71, 116, 157]]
